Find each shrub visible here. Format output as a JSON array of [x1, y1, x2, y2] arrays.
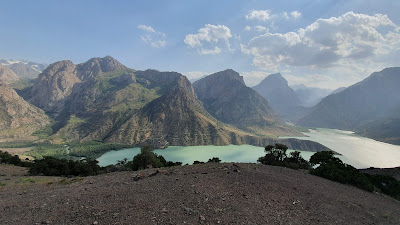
[[208, 157, 221, 163]]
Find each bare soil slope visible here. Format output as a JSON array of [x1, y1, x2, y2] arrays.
[[1, 163, 400, 225]]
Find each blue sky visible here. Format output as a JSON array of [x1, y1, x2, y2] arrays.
[[1, 0, 399, 88]]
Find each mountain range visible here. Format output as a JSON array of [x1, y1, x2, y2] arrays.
[[0, 59, 47, 79], [0, 56, 329, 151]]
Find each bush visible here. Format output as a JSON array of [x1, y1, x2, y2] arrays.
[[208, 157, 221, 163], [366, 174, 400, 200]]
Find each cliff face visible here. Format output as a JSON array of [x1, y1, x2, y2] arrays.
[[25, 56, 126, 116], [193, 69, 302, 137], [0, 83, 50, 138]]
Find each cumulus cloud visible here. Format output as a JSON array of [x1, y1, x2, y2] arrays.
[[246, 10, 272, 21], [245, 26, 269, 32], [137, 24, 166, 48], [184, 24, 232, 55], [242, 12, 400, 70]]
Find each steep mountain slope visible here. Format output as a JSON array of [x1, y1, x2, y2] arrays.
[[298, 67, 400, 144], [25, 56, 126, 116], [252, 73, 301, 120], [0, 83, 50, 138], [193, 70, 302, 137], [0, 64, 19, 84]]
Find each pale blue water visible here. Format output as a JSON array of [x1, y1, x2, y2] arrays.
[[97, 145, 315, 167], [97, 128, 400, 169]]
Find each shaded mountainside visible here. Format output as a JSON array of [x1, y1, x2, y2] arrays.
[[252, 73, 301, 120], [0, 64, 19, 84], [298, 67, 400, 144], [193, 70, 302, 137], [0, 83, 51, 138], [1, 163, 400, 224]]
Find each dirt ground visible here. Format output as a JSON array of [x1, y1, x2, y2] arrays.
[[1, 163, 400, 225]]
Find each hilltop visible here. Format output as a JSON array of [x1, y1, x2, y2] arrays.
[[1, 163, 399, 224]]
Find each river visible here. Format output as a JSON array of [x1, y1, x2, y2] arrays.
[[97, 128, 400, 169]]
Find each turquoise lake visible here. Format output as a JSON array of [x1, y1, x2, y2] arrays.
[[97, 128, 400, 169]]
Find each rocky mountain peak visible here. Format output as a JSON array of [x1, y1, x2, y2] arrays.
[[41, 60, 76, 76], [207, 69, 245, 85], [258, 73, 288, 87], [77, 56, 126, 80]]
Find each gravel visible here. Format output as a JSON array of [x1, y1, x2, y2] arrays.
[[1, 163, 400, 225]]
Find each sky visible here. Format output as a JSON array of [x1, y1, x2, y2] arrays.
[[1, 0, 399, 89]]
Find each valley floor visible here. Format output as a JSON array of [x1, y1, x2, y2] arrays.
[[1, 163, 400, 225]]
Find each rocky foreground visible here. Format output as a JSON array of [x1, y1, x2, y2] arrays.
[[1, 163, 400, 225]]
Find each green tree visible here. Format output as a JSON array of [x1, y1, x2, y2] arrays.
[[130, 146, 164, 171]]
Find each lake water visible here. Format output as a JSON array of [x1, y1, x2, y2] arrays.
[[97, 145, 316, 167], [281, 128, 400, 169], [97, 128, 400, 169]]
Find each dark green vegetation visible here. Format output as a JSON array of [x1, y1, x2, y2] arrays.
[[127, 146, 182, 171], [256, 144, 400, 201], [29, 157, 101, 176], [0, 151, 30, 167], [309, 151, 374, 192], [298, 67, 400, 145], [258, 143, 310, 169], [309, 151, 400, 199]]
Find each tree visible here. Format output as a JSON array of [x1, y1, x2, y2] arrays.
[[258, 144, 310, 169], [309, 151, 341, 166], [130, 146, 164, 171]]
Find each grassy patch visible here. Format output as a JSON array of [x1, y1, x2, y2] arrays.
[[0, 182, 6, 186]]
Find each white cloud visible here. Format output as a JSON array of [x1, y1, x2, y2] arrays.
[[137, 24, 155, 33], [184, 71, 207, 81], [184, 24, 232, 55], [246, 10, 272, 21], [242, 12, 400, 70], [290, 11, 302, 19], [138, 24, 166, 48]]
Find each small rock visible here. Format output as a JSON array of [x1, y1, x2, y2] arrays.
[[199, 215, 206, 221], [161, 207, 168, 213], [92, 221, 98, 225]]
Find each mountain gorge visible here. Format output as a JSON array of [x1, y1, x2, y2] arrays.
[[193, 70, 302, 137], [298, 67, 400, 144], [252, 73, 302, 121]]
